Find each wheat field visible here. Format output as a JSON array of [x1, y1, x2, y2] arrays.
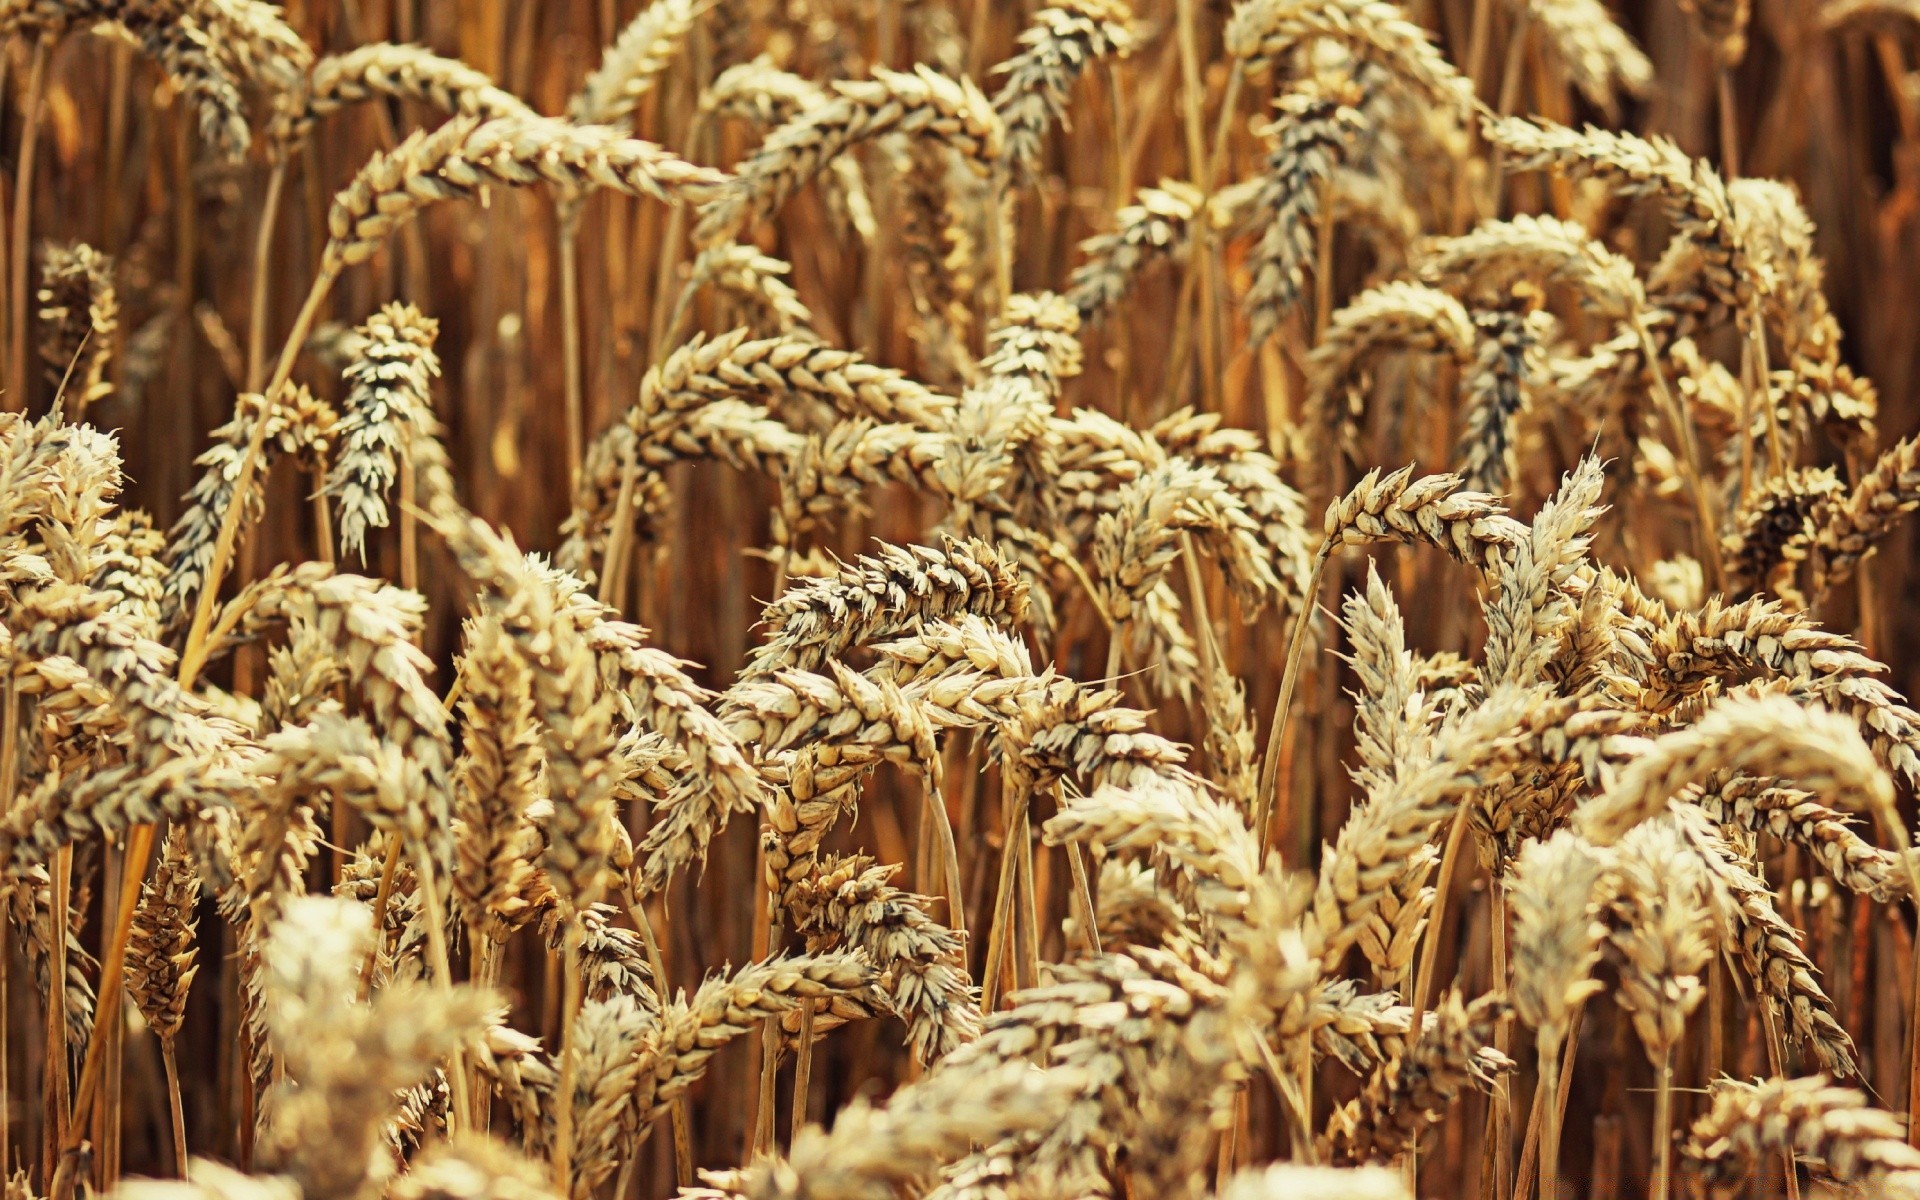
[[1, 1, 1919, 1198]]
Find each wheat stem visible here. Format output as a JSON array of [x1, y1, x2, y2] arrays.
[[753, 966, 781, 1155], [1489, 878, 1515, 1200], [553, 928, 583, 1194], [47, 846, 71, 1158], [359, 838, 405, 1000], [647, 112, 707, 363], [925, 770, 967, 938], [0, 677, 13, 1178], [399, 448, 419, 591], [1013, 803, 1040, 993], [1, 923, 8, 1179], [1756, 1002, 1803, 1200], [181, 271, 338, 687], [599, 444, 643, 607], [7, 37, 50, 415], [789, 1002, 818, 1142], [58, 822, 154, 1182], [0, 677, 10, 1176], [982, 785, 1028, 1013], [1514, 1005, 1584, 1200], [1488, 9, 1533, 209], [1536, 1045, 1561, 1200], [467, 935, 498, 1126], [1878, 801, 1920, 1151], [161, 1042, 186, 1176], [1465, 0, 1496, 93], [1651, 1046, 1673, 1200], [1256, 548, 1329, 851], [1313, 174, 1338, 343], [1176, 0, 1221, 411], [409, 841, 472, 1133], [1747, 304, 1786, 480], [1066, 836, 1102, 954], [750, 880, 783, 1158], [561, 211, 586, 483], [0, 678, 18, 821], [1632, 312, 1727, 594], [1717, 65, 1742, 180], [1412, 801, 1472, 1033], [100, 41, 131, 249], [1207, 64, 1244, 204], [621, 890, 692, 1187], [308, 464, 336, 568]]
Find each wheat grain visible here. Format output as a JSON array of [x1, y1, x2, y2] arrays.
[[1684, 1075, 1920, 1189], [1225, 0, 1478, 114], [324, 302, 440, 564], [1522, 0, 1653, 121], [567, 0, 703, 130], [1813, 432, 1920, 594], [452, 615, 543, 943], [430, 510, 619, 916], [695, 66, 1001, 247], [1458, 305, 1550, 495], [1723, 466, 1843, 601], [1245, 81, 1368, 344], [991, 0, 1134, 178], [160, 389, 331, 633], [1632, 595, 1920, 787], [1322, 991, 1513, 1163], [258, 897, 497, 1200], [750, 1060, 1081, 1200], [390, 1136, 558, 1200], [629, 953, 877, 1136], [1509, 830, 1608, 1055], [1320, 464, 1529, 569], [700, 57, 876, 240], [89, 509, 166, 634], [4, 1, 254, 158], [325, 115, 727, 274], [197, 0, 310, 95], [1574, 694, 1890, 845], [1219, 1163, 1412, 1200], [9, 863, 98, 1054], [268, 42, 531, 152], [125, 826, 201, 1045], [1150, 406, 1317, 613], [0, 594, 235, 877], [1607, 818, 1714, 1058], [1066, 180, 1205, 322], [1092, 459, 1279, 636], [12, 6, 1920, 1197], [1309, 282, 1475, 457], [35, 241, 116, 415], [1672, 802, 1858, 1075], [1691, 772, 1910, 902], [111, 1161, 303, 1200], [1313, 687, 1545, 969], [667, 244, 818, 342], [1485, 116, 1754, 318]]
